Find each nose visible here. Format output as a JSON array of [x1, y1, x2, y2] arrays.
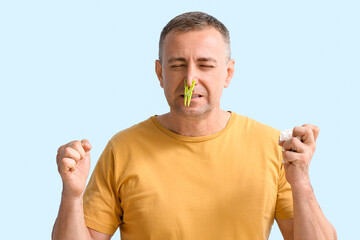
[[184, 78, 195, 89], [185, 63, 198, 88]]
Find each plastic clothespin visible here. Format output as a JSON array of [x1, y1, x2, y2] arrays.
[[184, 79, 195, 107]]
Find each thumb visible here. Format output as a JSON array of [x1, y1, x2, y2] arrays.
[[81, 139, 92, 153]]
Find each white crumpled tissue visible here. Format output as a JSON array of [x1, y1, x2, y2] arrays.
[[279, 128, 302, 142]]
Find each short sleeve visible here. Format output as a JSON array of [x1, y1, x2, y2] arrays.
[[275, 148, 294, 219], [83, 142, 122, 235]]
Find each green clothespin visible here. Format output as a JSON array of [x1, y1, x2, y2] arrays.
[[184, 79, 195, 107]]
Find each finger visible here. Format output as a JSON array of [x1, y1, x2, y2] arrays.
[[282, 137, 305, 153], [293, 126, 315, 145], [56, 143, 77, 165], [63, 147, 81, 163], [302, 124, 320, 142], [282, 150, 304, 166], [81, 139, 92, 153], [282, 149, 296, 164], [67, 141, 86, 160], [59, 157, 76, 172]]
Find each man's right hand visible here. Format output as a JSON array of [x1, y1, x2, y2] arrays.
[[56, 139, 92, 199]]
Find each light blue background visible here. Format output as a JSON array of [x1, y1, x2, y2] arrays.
[[0, 0, 359, 239]]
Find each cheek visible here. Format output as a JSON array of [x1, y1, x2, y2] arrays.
[[214, 87, 224, 100], [162, 80, 177, 99], [209, 79, 226, 102], [162, 71, 179, 90], [212, 72, 228, 90], [204, 82, 223, 100]]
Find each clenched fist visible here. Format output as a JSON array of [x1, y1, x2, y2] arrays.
[[56, 139, 92, 199], [279, 124, 319, 187]]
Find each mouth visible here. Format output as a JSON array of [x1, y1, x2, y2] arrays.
[[180, 94, 202, 98]]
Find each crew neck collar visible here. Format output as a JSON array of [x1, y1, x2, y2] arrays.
[[150, 111, 236, 142]]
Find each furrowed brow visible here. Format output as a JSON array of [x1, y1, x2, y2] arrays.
[[167, 57, 186, 64], [197, 58, 217, 64]]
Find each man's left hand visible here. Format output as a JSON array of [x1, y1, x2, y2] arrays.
[[279, 124, 320, 187]]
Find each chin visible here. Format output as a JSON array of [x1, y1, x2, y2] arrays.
[[172, 104, 212, 118]]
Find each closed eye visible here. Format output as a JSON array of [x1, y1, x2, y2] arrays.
[[171, 65, 186, 68], [200, 65, 214, 68]]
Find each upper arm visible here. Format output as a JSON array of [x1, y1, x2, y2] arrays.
[[88, 227, 113, 240], [276, 218, 294, 240]]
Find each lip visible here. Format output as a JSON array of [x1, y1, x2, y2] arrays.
[[180, 95, 203, 103], [180, 93, 203, 97]]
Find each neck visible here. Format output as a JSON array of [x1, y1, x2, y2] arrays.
[[157, 109, 231, 137]]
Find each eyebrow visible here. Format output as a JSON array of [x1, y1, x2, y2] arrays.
[[167, 57, 186, 64], [197, 58, 217, 64], [167, 57, 217, 64]]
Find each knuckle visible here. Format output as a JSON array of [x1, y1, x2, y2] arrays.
[[64, 147, 72, 155], [303, 123, 314, 129], [306, 128, 312, 135], [68, 140, 80, 148], [304, 124, 320, 133], [72, 141, 84, 153], [60, 157, 68, 165], [73, 141, 82, 148], [293, 126, 300, 133]]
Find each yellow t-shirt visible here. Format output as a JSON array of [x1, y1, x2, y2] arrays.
[[83, 112, 293, 239]]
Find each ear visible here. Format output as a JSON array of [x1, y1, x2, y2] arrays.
[[155, 60, 164, 88], [224, 59, 235, 88]]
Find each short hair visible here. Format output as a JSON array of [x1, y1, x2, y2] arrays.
[[159, 11, 231, 63]]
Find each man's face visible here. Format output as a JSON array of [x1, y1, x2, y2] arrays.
[[155, 27, 235, 118]]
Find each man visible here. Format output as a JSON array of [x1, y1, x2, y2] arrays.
[[52, 12, 337, 239]]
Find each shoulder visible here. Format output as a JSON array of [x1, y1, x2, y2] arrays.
[[95, 116, 157, 168], [231, 112, 281, 140], [108, 116, 158, 152], [231, 112, 282, 159], [108, 116, 156, 145]]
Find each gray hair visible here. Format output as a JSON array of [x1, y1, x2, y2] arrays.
[[159, 11, 231, 63]]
